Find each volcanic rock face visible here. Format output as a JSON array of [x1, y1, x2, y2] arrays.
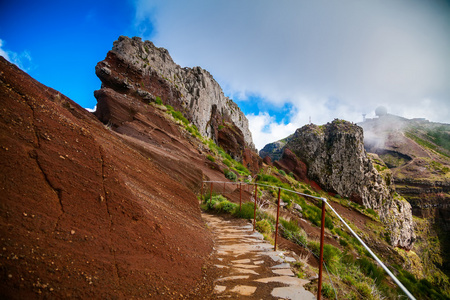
[[95, 36, 255, 161], [0, 57, 214, 298], [285, 120, 415, 249]]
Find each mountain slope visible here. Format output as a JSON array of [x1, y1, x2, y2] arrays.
[[0, 56, 217, 298]]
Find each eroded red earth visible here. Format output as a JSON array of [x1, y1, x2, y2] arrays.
[[0, 57, 234, 298]]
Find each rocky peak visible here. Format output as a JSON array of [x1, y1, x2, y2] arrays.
[[285, 119, 415, 249], [95, 36, 255, 161]]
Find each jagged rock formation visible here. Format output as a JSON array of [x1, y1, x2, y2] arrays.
[[0, 56, 218, 298], [94, 36, 256, 164], [266, 120, 415, 249]]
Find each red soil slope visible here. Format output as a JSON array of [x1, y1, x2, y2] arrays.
[[0, 57, 215, 299]]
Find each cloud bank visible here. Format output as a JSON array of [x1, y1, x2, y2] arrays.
[[134, 0, 449, 149]]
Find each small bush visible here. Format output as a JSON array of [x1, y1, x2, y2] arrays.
[[224, 169, 237, 181], [256, 219, 273, 234], [223, 159, 232, 167], [357, 257, 385, 283], [278, 169, 286, 176], [355, 282, 372, 298], [321, 283, 334, 299], [365, 208, 379, 218], [216, 200, 237, 213], [206, 155, 215, 162], [257, 174, 282, 184], [155, 96, 162, 105], [233, 202, 255, 219], [171, 110, 189, 125]]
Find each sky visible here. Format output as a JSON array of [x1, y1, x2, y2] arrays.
[[1, 0, 449, 150]]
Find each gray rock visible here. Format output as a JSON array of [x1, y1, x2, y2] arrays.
[[104, 36, 255, 150], [286, 119, 415, 249]]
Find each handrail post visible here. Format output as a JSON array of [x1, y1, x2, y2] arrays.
[[318, 197, 327, 300], [274, 187, 281, 251], [201, 182, 204, 201], [253, 183, 257, 231], [210, 182, 213, 205], [239, 183, 242, 212]]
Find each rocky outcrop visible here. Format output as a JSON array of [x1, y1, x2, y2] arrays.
[[286, 119, 415, 249], [94, 36, 255, 161]]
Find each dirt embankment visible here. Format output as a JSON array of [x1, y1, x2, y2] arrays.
[[0, 57, 217, 299]]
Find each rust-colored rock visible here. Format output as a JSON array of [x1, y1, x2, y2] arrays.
[[0, 57, 214, 298], [273, 148, 308, 182], [262, 155, 272, 166], [242, 148, 263, 175]]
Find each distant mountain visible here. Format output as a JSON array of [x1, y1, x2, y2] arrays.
[[359, 114, 450, 220]]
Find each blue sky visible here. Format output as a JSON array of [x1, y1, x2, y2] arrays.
[[1, 0, 449, 149]]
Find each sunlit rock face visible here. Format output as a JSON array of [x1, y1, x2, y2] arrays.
[[95, 36, 256, 162], [286, 119, 415, 249]]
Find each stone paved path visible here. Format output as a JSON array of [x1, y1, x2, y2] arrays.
[[203, 213, 316, 299]]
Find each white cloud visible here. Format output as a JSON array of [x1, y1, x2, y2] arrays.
[[134, 0, 450, 146], [85, 105, 97, 113], [247, 112, 299, 151], [0, 39, 33, 72], [0, 39, 11, 61]]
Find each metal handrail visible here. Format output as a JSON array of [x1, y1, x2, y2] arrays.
[[201, 180, 416, 300]]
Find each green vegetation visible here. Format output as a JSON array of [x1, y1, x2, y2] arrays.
[[206, 155, 215, 162], [405, 128, 450, 158], [155, 96, 163, 105], [199, 162, 450, 299], [224, 169, 237, 181]]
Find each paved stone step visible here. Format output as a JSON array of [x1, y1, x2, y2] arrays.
[[202, 212, 317, 299]]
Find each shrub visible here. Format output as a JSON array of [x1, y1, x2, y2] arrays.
[[171, 110, 189, 125], [235, 163, 250, 175], [256, 219, 273, 234], [224, 169, 237, 181], [206, 155, 215, 162], [155, 96, 162, 105], [280, 218, 300, 233], [232, 202, 255, 219], [323, 244, 341, 272], [321, 283, 334, 299], [278, 169, 286, 176], [356, 282, 372, 298], [216, 200, 237, 213], [257, 174, 282, 184], [356, 257, 385, 283], [223, 159, 232, 167], [365, 208, 379, 219]]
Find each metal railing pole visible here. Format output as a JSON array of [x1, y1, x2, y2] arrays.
[[274, 187, 281, 251], [239, 183, 242, 212], [318, 198, 326, 300], [209, 182, 213, 205], [253, 183, 257, 231], [201, 182, 204, 201]]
